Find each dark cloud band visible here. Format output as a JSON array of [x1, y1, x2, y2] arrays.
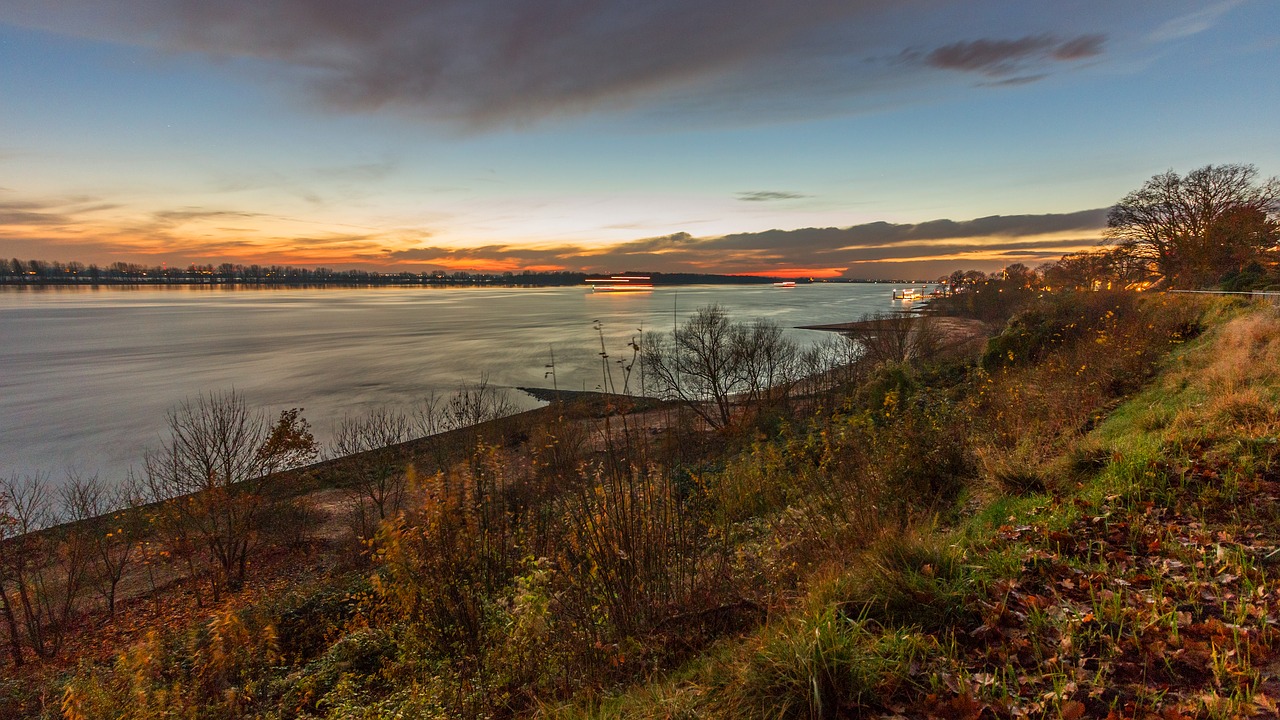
[[382, 209, 1108, 275], [924, 33, 1106, 77], [736, 191, 809, 202]]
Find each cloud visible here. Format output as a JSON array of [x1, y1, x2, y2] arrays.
[[0, 200, 74, 227], [100, 207, 274, 244], [2, 192, 1108, 278], [0, 193, 424, 266], [1148, 1, 1241, 42], [978, 74, 1049, 87], [1, 1, 1189, 126], [0, 175, 1111, 278], [0, 197, 118, 227], [152, 208, 267, 223], [736, 191, 809, 202], [1, 0, 870, 125], [381, 209, 1109, 277], [1053, 34, 1107, 60], [922, 34, 1106, 77]]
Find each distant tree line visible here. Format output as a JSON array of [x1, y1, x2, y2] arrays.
[[0, 260, 592, 286], [0, 260, 793, 287]]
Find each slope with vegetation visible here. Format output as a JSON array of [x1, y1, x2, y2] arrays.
[[547, 296, 1280, 719], [5, 286, 1270, 720]]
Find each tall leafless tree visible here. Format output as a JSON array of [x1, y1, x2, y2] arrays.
[[735, 318, 802, 409], [1105, 164, 1280, 288], [145, 393, 317, 599], [413, 376, 521, 478], [0, 474, 54, 660], [414, 375, 520, 438], [641, 306, 801, 429]]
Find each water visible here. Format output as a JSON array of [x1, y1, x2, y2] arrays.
[[0, 283, 902, 487]]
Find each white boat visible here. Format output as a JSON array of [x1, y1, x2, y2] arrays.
[[774, 281, 797, 288], [586, 275, 653, 292]]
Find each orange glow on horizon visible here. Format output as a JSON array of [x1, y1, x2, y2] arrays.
[[735, 268, 846, 279], [407, 257, 569, 273], [3, 209, 1098, 279]]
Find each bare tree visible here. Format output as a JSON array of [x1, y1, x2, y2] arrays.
[[413, 392, 448, 439], [0, 473, 91, 660], [443, 376, 519, 432], [145, 393, 317, 599], [1041, 250, 1117, 290], [641, 306, 801, 429], [0, 478, 26, 667], [735, 318, 802, 408], [63, 473, 145, 616], [794, 335, 864, 397], [414, 377, 519, 437], [45, 477, 95, 655], [1106, 164, 1280, 288], [413, 376, 520, 474], [0, 474, 53, 660], [1001, 263, 1038, 288], [842, 312, 942, 367], [332, 408, 413, 537], [642, 306, 739, 429]]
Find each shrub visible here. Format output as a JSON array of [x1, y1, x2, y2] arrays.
[[722, 607, 935, 720], [969, 293, 1209, 491], [60, 608, 284, 720], [556, 465, 722, 641], [275, 627, 397, 716], [842, 533, 980, 635]]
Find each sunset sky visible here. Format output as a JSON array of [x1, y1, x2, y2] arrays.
[[1, 1, 1277, 279]]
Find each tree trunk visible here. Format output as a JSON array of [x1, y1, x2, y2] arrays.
[[15, 576, 48, 659], [0, 586, 23, 667]]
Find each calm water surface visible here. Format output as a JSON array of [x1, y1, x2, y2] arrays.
[[0, 283, 905, 487]]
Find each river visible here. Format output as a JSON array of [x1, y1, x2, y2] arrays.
[[0, 282, 909, 488]]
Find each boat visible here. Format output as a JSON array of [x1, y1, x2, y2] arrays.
[[586, 275, 653, 292], [892, 288, 923, 300], [773, 281, 797, 288]]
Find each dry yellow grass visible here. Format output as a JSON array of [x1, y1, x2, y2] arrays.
[[1195, 305, 1280, 392], [1168, 305, 1280, 444]]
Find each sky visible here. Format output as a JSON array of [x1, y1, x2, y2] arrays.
[[0, 0, 1277, 280]]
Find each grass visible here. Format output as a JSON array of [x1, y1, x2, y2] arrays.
[[539, 299, 1280, 719]]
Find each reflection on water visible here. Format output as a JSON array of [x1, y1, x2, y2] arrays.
[[0, 283, 898, 488]]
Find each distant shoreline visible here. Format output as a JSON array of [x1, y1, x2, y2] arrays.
[[0, 277, 931, 290], [0, 278, 804, 288], [0, 279, 589, 288], [0, 266, 934, 288]]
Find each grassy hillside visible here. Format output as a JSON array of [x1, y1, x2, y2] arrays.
[[547, 298, 1280, 719], [11, 291, 1280, 719]]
